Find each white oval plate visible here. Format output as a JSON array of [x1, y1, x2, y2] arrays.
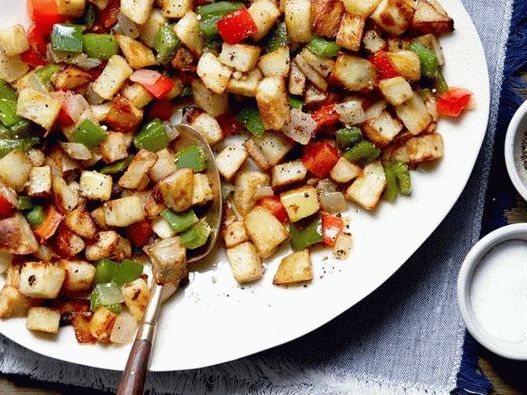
[[0, 0, 489, 372]]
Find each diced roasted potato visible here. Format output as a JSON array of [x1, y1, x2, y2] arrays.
[[412, 0, 454, 35], [300, 48, 334, 78], [89, 307, 117, 342], [138, 8, 167, 47], [362, 110, 403, 148], [226, 242, 263, 284], [219, 43, 261, 72], [370, 0, 415, 36], [244, 139, 270, 170], [346, 160, 386, 210], [234, 171, 270, 215], [79, 171, 112, 201], [332, 54, 376, 91], [227, 68, 263, 97], [254, 131, 294, 166], [27, 149, 46, 167], [52, 66, 91, 90], [175, 11, 203, 56], [256, 76, 290, 130], [0, 286, 32, 318], [272, 160, 307, 187], [0, 214, 39, 255], [362, 29, 387, 54], [17, 88, 62, 130], [379, 76, 413, 106], [26, 307, 60, 334], [121, 0, 155, 24], [336, 13, 365, 52], [104, 196, 145, 227], [85, 231, 120, 261], [19, 262, 66, 299], [0, 150, 32, 191], [285, 0, 312, 43], [258, 47, 290, 77], [244, 206, 289, 258], [145, 237, 188, 284], [105, 95, 143, 132], [304, 83, 328, 104], [386, 133, 444, 165], [92, 55, 133, 101], [158, 0, 192, 18], [273, 249, 312, 285], [0, 24, 29, 56], [54, 226, 86, 257], [395, 92, 432, 135], [190, 112, 224, 145], [342, 0, 380, 17], [222, 221, 249, 248], [149, 148, 177, 182], [27, 166, 52, 196], [157, 168, 194, 212], [311, 0, 344, 39], [196, 52, 233, 95], [249, 0, 281, 41], [116, 34, 155, 70], [100, 132, 130, 164], [118, 149, 158, 189], [60, 142, 92, 161], [280, 185, 319, 222], [333, 232, 352, 259], [121, 277, 150, 321], [0, 251, 12, 274], [330, 157, 361, 183], [56, 0, 86, 16], [144, 192, 166, 218], [288, 62, 306, 96], [191, 79, 228, 117], [386, 50, 421, 81], [0, 52, 29, 83], [59, 260, 96, 296], [122, 82, 154, 109], [216, 145, 248, 180], [65, 205, 96, 239]]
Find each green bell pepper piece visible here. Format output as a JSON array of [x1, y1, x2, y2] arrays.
[[51, 24, 84, 53], [83, 34, 118, 60], [161, 209, 198, 233], [0, 98, 19, 128], [100, 156, 133, 175], [435, 70, 449, 93], [154, 24, 180, 64], [383, 164, 398, 202], [199, 16, 223, 38], [26, 206, 45, 227], [85, 4, 96, 28], [306, 36, 341, 57], [0, 80, 16, 101], [35, 64, 61, 87], [197, 1, 243, 19], [289, 96, 304, 109], [266, 22, 289, 53], [393, 161, 411, 196], [90, 289, 121, 313], [94, 259, 118, 284], [17, 196, 33, 210], [106, 303, 122, 314], [181, 86, 192, 97], [180, 220, 212, 249], [336, 127, 362, 150], [236, 107, 265, 137], [134, 118, 169, 152], [174, 145, 207, 172], [0, 137, 39, 158], [408, 41, 442, 82], [73, 119, 107, 149], [113, 260, 144, 287], [92, 283, 124, 306], [290, 217, 323, 251], [343, 141, 381, 164]]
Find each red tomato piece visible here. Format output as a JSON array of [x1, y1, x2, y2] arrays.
[[312, 104, 340, 131], [217, 113, 245, 136], [130, 69, 175, 99], [34, 206, 63, 242], [369, 51, 399, 80], [302, 141, 340, 178], [322, 213, 344, 247], [0, 193, 14, 218], [147, 99, 174, 121], [126, 220, 153, 247], [257, 196, 288, 224], [28, 0, 63, 35], [216, 8, 257, 44], [437, 88, 473, 117], [21, 48, 48, 68]]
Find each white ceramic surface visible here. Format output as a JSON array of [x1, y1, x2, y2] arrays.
[[457, 224, 527, 360], [505, 100, 527, 201], [0, 0, 490, 371]]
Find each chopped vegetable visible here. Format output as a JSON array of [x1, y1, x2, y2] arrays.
[[26, 205, 45, 227], [33, 206, 63, 241], [51, 24, 84, 53], [100, 156, 133, 175], [383, 164, 398, 202], [437, 88, 473, 117], [393, 161, 411, 196], [307, 36, 341, 58], [73, 119, 107, 149], [236, 107, 265, 137], [83, 34, 119, 60], [28, 0, 63, 35], [312, 104, 340, 130], [302, 142, 340, 178], [113, 260, 144, 287], [161, 209, 198, 233], [408, 41, 441, 81], [174, 145, 207, 172], [154, 24, 180, 64], [343, 140, 380, 164], [369, 51, 399, 80], [336, 127, 362, 150], [321, 213, 344, 247], [130, 69, 175, 99], [180, 219, 212, 249], [125, 220, 153, 247], [290, 217, 323, 251], [94, 259, 118, 284], [134, 118, 169, 152], [257, 196, 288, 224], [216, 8, 257, 44], [288, 96, 304, 109], [92, 283, 124, 306], [17, 196, 33, 210], [35, 64, 60, 87]]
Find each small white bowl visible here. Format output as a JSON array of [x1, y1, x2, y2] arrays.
[[457, 224, 527, 360], [505, 100, 527, 201]]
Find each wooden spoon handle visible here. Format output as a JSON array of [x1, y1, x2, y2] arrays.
[[116, 338, 152, 395]]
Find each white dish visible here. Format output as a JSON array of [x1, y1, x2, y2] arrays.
[[0, 0, 490, 371], [505, 100, 527, 201]]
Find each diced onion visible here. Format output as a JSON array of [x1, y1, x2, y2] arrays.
[[64, 93, 90, 124], [95, 283, 125, 305], [60, 142, 93, 161], [130, 69, 162, 86], [254, 185, 274, 200], [335, 100, 366, 125], [281, 108, 317, 145], [163, 121, 179, 142], [0, 182, 18, 208], [319, 191, 347, 213], [115, 13, 139, 38], [110, 311, 138, 344]]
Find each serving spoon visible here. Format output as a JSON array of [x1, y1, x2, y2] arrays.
[[117, 124, 223, 395]]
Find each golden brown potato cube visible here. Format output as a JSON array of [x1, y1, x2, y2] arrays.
[[227, 68, 263, 97], [387, 50, 421, 81], [222, 221, 249, 248], [196, 52, 233, 95], [288, 62, 306, 96], [395, 92, 432, 135], [336, 13, 365, 52], [0, 214, 39, 255], [412, 0, 454, 36], [370, 0, 415, 36], [258, 47, 291, 78], [271, 160, 307, 188], [0, 285, 32, 318], [27, 166, 52, 197], [158, 0, 192, 18], [85, 231, 120, 261], [346, 161, 386, 210], [219, 43, 261, 72], [285, 0, 312, 43], [65, 205, 96, 239], [52, 66, 91, 90], [362, 30, 387, 54], [121, 0, 155, 24], [190, 112, 224, 145], [333, 232, 352, 259], [280, 185, 320, 222], [122, 82, 154, 109], [378, 76, 413, 106], [244, 139, 270, 170], [273, 249, 313, 285], [79, 171, 113, 201], [342, 0, 380, 17], [26, 307, 60, 334], [330, 157, 362, 183], [0, 52, 29, 83], [234, 171, 271, 215], [174, 11, 203, 56], [19, 262, 66, 299], [105, 95, 144, 133], [92, 55, 133, 101], [104, 196, 145, 227], [121, 277, 150, 321], [312, 0, 344, 39], [216, 145, 248, 181], [362, 110, 403, 148], [100, 132, 131, 164], [118, 149, 158, 189], [191, 79, 228, 117], [248, 0, 281, 41], [89, 307, 117, 342], [56, 0, 86, 17], [244, 206, 289, 258], [226, 242, 263, 284], [157, 168, 194, 212], [0, 150, 33, 191], [59, 260, 96, 296], [191, 173, 214, 206], [0, 24, 29, 56], [332, 54, 376, 91], [387, 133, 444, 165], [255, 76, 290, 130], [145, 237, 188, 285]]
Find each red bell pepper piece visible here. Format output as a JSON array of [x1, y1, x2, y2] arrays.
[[0, 194, 14, 218], [217, 113, 245, 136], [28, 0, 63, 35], [27, 24, 49, 56], [216, 8, 257, 44], [126, 220, 153, 247], [302, 141, 340, 178], [257, 196, 288, 224], [436, 88, 473, 117], [369, 51, 399, 80], [147, 99, 174, 121], [312, 104, 340, 130], [58, 105, 75, 127], [54, 225, 79, 257], [322, 213, 344, 247], [130, 69, 175, 99], [34, 206, 63, 242], [0, 184, 18, 218], [21, 48, 48, 68]]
